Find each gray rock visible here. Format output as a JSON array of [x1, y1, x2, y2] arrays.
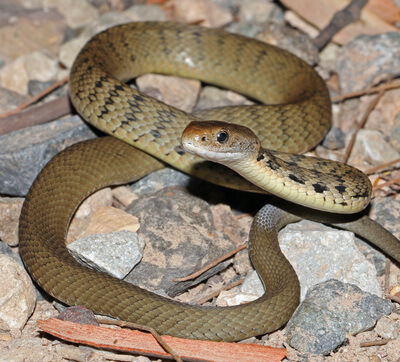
[[0, 87, 29, 113], [125, 186, 237, 296], [0, 116, 96, 196], [0, 241, 22, 265], [0, 254, 36, 336], [67, 230, 145, 279], [322, 126, 346, 150], [129, 168, 192, 197], [280, 220, 382, 299], [336, 32, 400, 93], [286, 279, 394, 355]]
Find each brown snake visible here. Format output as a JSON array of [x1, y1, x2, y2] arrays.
[[19, 22, 400, 341]]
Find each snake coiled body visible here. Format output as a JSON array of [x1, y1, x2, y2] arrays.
[[19, 22, 400, 341]]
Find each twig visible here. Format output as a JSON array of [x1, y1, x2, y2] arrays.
[[0, 76, 68, 119], [360, 338, 392, 348], [341, 87, 386, 163], [195, 277, 246, 305], [372, 176, 400, 192], [386, 293, 400, 305], [96, 317, 182, 362], [0, 95, 72, 135], [313, 0, 368, 50], [173, 243, 247, 282], [332, 79, 400, 103], [366, 158, 400, 175]]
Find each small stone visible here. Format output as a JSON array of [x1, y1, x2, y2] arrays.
[[321, 126, 346, 150], [136, 74, 200, 113], [194, 86, 253, 112], [256, 21, 319, 66], [129, 168, 191, 197], [124, 4, 167, 22], [0, 254, 36, 335], [0, 197, 24, 246], [112, 186, 138, 207], [348, 129, 400, 168], [0, 8, 66, 64], [67, 188, 113, 242], [286, 279, 394, 355], [84, 206, 140, 236], [67, 230, 145, 279], [43, 0, 99, 28], [172, 0, 233, 28], [238, 0, 276, 24], [0, 87, 29, 113], [0, 51, 58, 95], [336, 32, 400, 93], [0, 116, 97, 196], [375, 317, 400, 339]]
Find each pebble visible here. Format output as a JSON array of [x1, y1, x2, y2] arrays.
[[172, 0, 233, 28], [0, 254, 36, 336], [0, 7, 66, 64], [375, 317, 400, 340], [67, 230, 145, 279], [0, 116, 96, 196], [43, 0, 99, 28], [0, 197, 24, 246], [286, 279, 394, 354], [130, 168, 191, 197], [348, 129, 400, 169], [0, 87, 29, 113], [336, 32, 400, 93], [0, 50, 58, 95], [137, 74, 200, 113]]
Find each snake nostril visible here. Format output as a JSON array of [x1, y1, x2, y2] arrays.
[[201, 136, 206, 142]]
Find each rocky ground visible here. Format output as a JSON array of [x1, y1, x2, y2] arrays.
[[1, 0, 400, 361]]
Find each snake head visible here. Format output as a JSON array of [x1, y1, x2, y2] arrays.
[[181, 120, 262, 164]]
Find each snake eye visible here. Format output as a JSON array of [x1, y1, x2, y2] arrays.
[[217, 130, 229, 144]]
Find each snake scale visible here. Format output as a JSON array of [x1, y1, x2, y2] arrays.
[[19, 22, 400, 342]]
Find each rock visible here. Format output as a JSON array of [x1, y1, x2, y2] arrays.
[[336, 32, 400, 93], [111, 186, 138, 207], [0, 254, 36, 336], [0, 197, 24, 246], [0, 7, 66, 64], [125, 186, 237, 296], [238, 0, 276, 25], [370, 197, 400, 240], [256, 21, 319, 66], [216, 270, 263, 307], [348, 129, 400, 169], [0, 50, 58, 95], [124, 4, 168, 22], [280, 220, 382, 299], [171, 0, 233, 28], [67, 230, 145, 279], [321, 126, 346, 150], [194, 86, 253, 113], [375, 316, 400, 340], [129, 168, 191, 197], [42, 0, 99, 28], [0, 116, 97, 196], [0, 241, 22, 265], [286, 279, 394, 355], [83, 206, 140, 236], [0, 87, 29, 113], [136, 74, 201, 113], [67, 188, 113, 242]]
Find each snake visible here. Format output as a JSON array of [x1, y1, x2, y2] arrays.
[[19, 22, 400, 342]]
